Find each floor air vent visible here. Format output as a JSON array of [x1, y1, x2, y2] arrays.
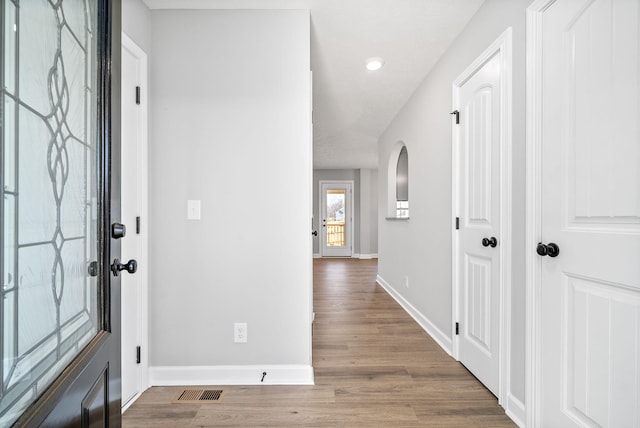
[[174, 389, 223, 403]]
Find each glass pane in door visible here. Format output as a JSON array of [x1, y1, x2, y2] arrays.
[[325, 189, 346, 247], [1, 0, 99, 424]]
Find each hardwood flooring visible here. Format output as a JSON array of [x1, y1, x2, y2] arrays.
[[123, 258, 515, 427]]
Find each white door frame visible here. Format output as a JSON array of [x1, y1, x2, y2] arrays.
[[319, 180, 354, 257], [526, 2, 553, 426], [121, 32, 149, 412], [525, 5, 543, 425], [451, 27, 513, 410]]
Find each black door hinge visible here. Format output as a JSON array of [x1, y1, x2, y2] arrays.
[[455, 322, 459, 335], [450, 110, 459, 124], [136, 86, 141, 105], [136, 216, 141, 234], [455, 217, 460, 230], [136, 346, 141, 364]]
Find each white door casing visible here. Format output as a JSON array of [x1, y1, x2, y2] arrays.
[[527, 1, 640, 427], [319, 181, 353, 257], [121, 33, 149, 411], [452, 28, 512, 403]]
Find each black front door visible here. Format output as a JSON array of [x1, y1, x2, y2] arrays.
[[1, 1, 122, 426]]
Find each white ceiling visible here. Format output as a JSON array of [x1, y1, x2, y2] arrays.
[[142, 0, 485, 169]]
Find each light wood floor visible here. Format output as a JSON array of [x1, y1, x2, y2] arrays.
[[122, 258, 515, 427]]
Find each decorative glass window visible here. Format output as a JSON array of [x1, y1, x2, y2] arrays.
[[396, 200, 409, 218], [1, 1, 100, 424]]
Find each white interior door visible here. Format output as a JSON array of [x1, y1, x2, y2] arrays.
[[320, 182, 353, 257], [533, 0, 640, 426], [121, 34, 148, 409], [455, 51, 504, 397]]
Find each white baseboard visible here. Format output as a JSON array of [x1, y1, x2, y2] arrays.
[[506, 393, 526, 427], [316, 254, 370, 259], [315, 253, 378, 259], [376, 275, 452, 355], [359, 253, 378, 259], [149, 365, 314, 386]]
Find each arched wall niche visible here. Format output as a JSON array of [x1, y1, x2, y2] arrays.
[[387, 141, 409, 218]]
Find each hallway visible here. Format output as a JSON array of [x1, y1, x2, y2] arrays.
[[122, 259, 514, 426]]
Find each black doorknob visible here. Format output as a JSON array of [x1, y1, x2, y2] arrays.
[[482, 237, 497, 248], [547, 243, 560, 257], [537, 242, 560, 258], [312, 230, 318, 236], [111, 258, 138, 276]]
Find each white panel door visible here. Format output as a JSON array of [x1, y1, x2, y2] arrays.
[[121, 35, 146, 408], [538, 0, 640, 426], [320, 182, 352, 257], [457, 52, 502, 397]]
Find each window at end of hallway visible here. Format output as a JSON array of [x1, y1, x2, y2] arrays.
[[386, 143, 409, 220], [396, 146, 409, 218]]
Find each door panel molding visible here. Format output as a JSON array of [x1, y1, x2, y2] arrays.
[[15, 332, 109, 426], [451, 26, 513, 412], [81, 365, 109, 427]]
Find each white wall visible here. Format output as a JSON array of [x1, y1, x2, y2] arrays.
[[148, 10, 312, 384], [312, 169, 378, 257], [122, 0, 151, 53], [377, 0, 529, 418], [358, 169, 378, 257]]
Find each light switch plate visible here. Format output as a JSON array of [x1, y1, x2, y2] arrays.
[[187, 200, 201, 220]]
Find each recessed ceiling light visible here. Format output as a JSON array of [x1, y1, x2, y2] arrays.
[[365, 57, 384, 71]]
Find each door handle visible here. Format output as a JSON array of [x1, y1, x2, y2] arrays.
[[482, 237, 497, 248], [536, 242, 560, 258], [111, 258, 137, 276], [312, 230, 318, 236]]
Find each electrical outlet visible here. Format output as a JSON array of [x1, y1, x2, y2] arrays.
[[234, 323, 247, 343], [405, 276, 409, 288]]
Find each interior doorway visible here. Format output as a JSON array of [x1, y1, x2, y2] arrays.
[[121, 33, 149, 411], [319, 181, 353, 257], [452, 28, 512, 402]]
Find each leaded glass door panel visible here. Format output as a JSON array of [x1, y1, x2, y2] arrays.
[[1, 1, 121, 426]]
